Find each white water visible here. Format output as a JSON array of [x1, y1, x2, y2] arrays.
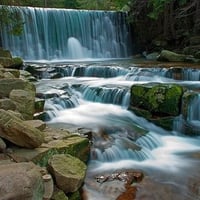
[[35, 63, 200, 200]]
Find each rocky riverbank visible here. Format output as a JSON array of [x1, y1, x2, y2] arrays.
[[0, 48, 90, 200]]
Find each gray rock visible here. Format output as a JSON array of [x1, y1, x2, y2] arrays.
[[9, 89, 35, 120], [0, 109, 44, 148], [0, 162, 44, 200]]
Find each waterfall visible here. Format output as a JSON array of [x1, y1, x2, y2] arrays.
[[0, 6, 132, 61]]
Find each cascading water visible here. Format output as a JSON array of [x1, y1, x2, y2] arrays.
[[34, 62, 200, 200], [0, 6, 132, 61], [2, 4, 200, 199]]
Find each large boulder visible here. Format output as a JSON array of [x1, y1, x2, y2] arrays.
[[157, 50, 186, 62], [8, 136, 90, 166], [9, 89, 36, 120], [0, 109, 44, 148], [0, 162, 44, 200], [0, 98, 16, 110], [48, 154, 87, 193], [129, 83, 184, 130], [130, 83, 183, 116], [0, 78, 35, 98]]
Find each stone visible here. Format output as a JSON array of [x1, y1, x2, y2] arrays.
[[20, 70, 37, 81], [3, 71, 16, 78], [42, 174, 54, 200], [24, 120, 46, 131], [11, 57, 23, 69], [9, 89, 35, 120], [35, 97, 45, 113], [51, 188, 69, 200], [0, 162, 44, 200], [157, 50, 186, 62], [0, 98, 16, 110], [130, 83, 183, 116], [0, 57, 15, 67], [0, 78, 35, 98], [4, 68, 20, 78], [8, 133, 89, 166], [0, 48, 12, 58], [0, 109, 44, 148], [48, 154, 87, 193], [0, 137, 6, 152]]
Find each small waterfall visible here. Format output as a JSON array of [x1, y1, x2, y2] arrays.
[[0, 6, 132, 61], [188, 94, 200, 122], [82, 86, 130, 106]]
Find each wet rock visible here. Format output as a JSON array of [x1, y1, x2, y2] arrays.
[[0, 162, 44, 200], [48, 154, 87, 193], [130, 83, 183, 116], [20, 69, 37, 81], [95, 170, 144, 184], [0, 109, 44, 148]]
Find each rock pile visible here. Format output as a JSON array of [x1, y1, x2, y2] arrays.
[[0, 48, 90, 200]]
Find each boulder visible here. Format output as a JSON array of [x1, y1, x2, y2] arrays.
[[24, 120, 46, 131], [0, 48, 12, 58], [9, 89, 36, 120], [130, 83, 183, 116], [35, 97, 45, 113], [0, 57, 15, 67], [8, 134, 89, 166], [0, 162, 44, 200], [0, 137, 6, 152], [51, 188, 69, 200], [48, 154, 87, 193], [0, 98, 16, 110], [0, 78, 35, 98], [157, 50, 186, 62], [4, 68, 20, 78], [0, 109, 44, 148]]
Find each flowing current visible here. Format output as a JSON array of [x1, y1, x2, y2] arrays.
[[34, 62, 200, 200]]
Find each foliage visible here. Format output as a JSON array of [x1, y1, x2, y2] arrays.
[[77, 0, 129, 10], [0, 6, 24, 35]]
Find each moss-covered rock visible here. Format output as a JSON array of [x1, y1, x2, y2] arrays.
[[157, 50, 186, 62], [8, 134, 90, 167], [129, 83, 184, 130], [51, 188, 69, 200], [48, 154, 87, 193], [130, 83, 183, 116]]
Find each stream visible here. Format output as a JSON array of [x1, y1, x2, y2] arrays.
[[33, 60, 200, 200]]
